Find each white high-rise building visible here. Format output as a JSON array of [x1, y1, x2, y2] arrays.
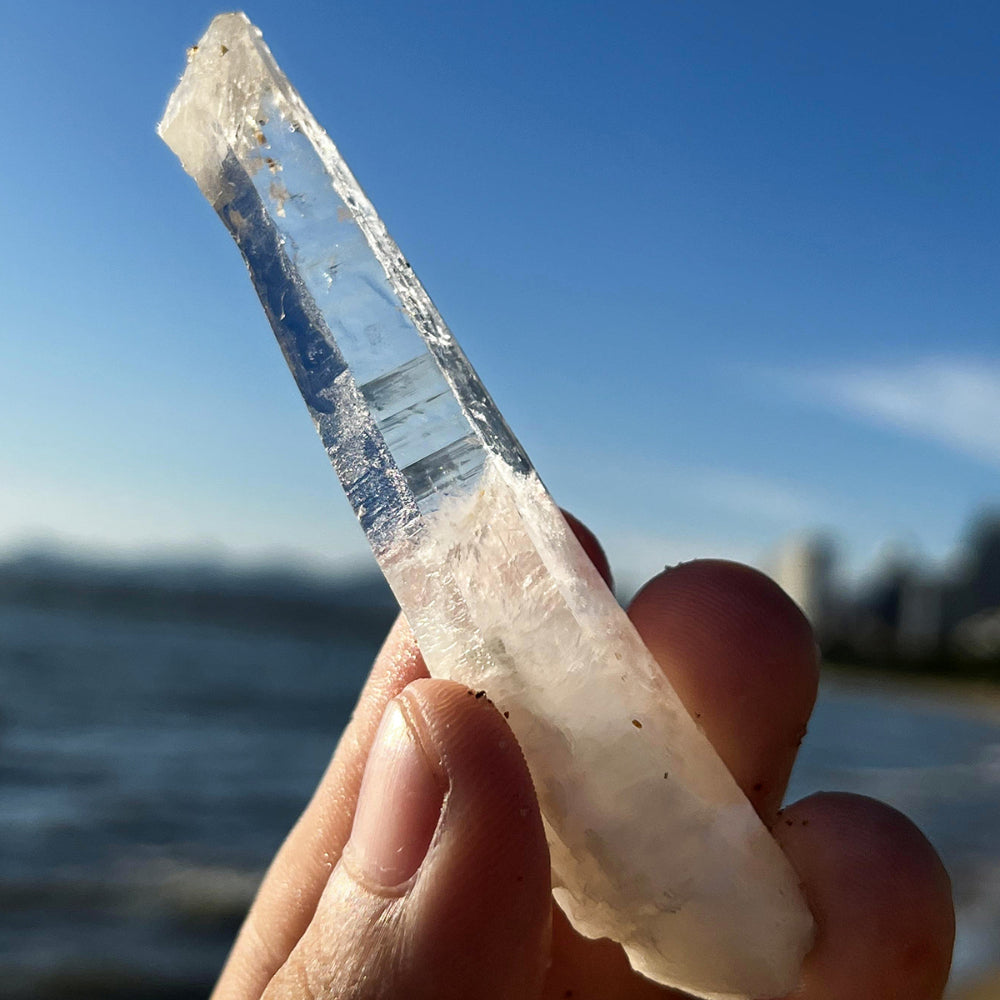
[[770, 535, 836, 636]]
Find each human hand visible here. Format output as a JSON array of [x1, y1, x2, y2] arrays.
[[212, 518, 954, 1000]]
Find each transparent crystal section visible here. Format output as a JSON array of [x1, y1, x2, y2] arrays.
[[159, 15, 813, 999]]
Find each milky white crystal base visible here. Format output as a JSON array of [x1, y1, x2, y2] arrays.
[[384, 458, 813, 1000]]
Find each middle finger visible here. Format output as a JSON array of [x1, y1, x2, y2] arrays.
[[628, 558, 819, 823]]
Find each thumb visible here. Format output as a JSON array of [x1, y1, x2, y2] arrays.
[[262, 678, 552, 1000]]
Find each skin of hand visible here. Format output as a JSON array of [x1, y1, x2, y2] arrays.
[[212, 516, 955, 1000]]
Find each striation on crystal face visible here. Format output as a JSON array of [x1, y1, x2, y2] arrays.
[[158, 14, 814, 999]]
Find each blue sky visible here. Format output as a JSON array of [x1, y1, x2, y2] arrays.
[[1, 1, 998, 590]]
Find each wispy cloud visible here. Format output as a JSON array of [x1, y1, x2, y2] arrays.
[[550, 444, 821, 527], [788, 358, 1000, 468], [671, 467, 818, 524]]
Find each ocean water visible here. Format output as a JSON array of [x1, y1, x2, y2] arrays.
[[1, 599, 998, 997]]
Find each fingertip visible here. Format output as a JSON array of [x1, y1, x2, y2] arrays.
[[629, 559, 818, 693], [776, 792, 954, 1000], [628, 559, 818, 820]]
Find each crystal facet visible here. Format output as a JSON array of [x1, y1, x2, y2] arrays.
[[159, 15, 813, 998]]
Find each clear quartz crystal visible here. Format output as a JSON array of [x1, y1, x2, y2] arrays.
[[159, 14, 813, 999]]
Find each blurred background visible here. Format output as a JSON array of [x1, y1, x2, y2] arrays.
[[2, 1, 999, 996]]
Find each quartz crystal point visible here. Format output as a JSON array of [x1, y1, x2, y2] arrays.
[[159, 14, 813, 999]]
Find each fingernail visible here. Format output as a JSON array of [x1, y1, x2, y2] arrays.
[[346, 698, 444, 889]]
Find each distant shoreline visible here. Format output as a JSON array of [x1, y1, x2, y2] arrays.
[[822, 662, 1000, 721]]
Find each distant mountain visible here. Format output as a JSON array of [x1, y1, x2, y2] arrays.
[[0, 548, 398, 639]]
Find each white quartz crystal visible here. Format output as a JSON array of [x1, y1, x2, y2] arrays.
[[386, 457, 812, 999], [159, 14, 814, 998]]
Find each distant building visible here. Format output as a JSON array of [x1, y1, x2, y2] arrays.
[[945, 512, 1000, 659], [770, 513, 1000, 669], [952, 607, 1000, 659], [896, 574, 945, 657], [848, 550, 945, 659], [950, 513, 1000, 617], [770, 535, 837, 638]]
